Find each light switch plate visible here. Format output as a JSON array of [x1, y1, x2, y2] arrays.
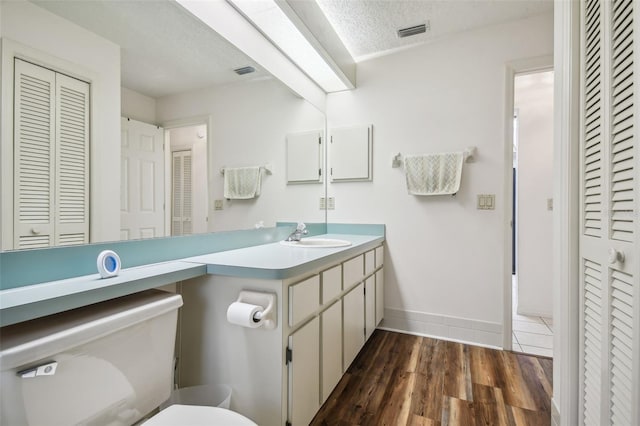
[[214, 199, 224, 210], [477, 194, 495, 210]]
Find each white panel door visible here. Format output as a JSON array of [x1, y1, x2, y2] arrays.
[[343, 282, 365, 372], [579, 0, 639, 424], [288, 316, 320, 426], [120, 118, 165, 240]]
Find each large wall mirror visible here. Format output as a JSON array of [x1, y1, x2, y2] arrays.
[[0, 0, 326, 251]]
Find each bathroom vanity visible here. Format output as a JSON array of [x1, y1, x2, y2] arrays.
[[178, 235, 384, 426], [0, 227, 385, 426]]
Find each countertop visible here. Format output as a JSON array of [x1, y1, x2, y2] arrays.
[[0, 234, 384, 326], [183, 234, 384, 279]]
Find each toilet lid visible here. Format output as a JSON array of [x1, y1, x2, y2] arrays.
[[143, 405, 257, 426]]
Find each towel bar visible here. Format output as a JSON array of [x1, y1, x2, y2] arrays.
[[391, 146, 476, 168], [221, 164, 273, 175]]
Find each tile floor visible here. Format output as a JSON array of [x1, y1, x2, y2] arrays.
[[511, 276, 553, 357]]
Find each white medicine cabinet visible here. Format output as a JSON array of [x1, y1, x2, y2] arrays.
[[285, 130, 323, 184], [329, 124, 373, 182]]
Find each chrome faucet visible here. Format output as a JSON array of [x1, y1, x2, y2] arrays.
[[285, 222, 308, 242]]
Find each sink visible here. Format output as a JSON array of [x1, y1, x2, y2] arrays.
[[280, 238, 352, 248]]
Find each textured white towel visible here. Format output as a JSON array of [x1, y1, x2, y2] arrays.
[[404, 152, 464, 195], [223, 166, 262, 199]]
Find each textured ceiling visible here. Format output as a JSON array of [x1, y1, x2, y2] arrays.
[[315, 0, 554, 61], [31, 0, 554, 97], [32, 0, 268, 98]]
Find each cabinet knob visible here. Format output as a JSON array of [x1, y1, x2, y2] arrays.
[[608, 248, 625, 264], [31, 227, 41, 235]]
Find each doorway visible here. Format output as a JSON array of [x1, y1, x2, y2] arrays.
[[165, 124, 209, 236], [511, 70, 554, 357]]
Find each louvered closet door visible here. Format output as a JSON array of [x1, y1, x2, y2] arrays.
[[14, 59, 56, 249], [171, 150, 193, 236], [579, 0, 639, 425], [55, 73, 89, 246]]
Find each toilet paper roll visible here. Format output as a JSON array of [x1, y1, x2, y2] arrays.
[[227, 302, 264, 328]]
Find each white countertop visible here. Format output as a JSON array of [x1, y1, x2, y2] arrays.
[[183, 234, 384, 279]]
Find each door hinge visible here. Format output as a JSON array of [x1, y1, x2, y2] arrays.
[[286, 422, 292, 426], [318, 137, 321, 145], [319, 168, 322, 176], [286, 347, 293, 364], [330, 167, 333, 176], [364, 286, 366, 295]]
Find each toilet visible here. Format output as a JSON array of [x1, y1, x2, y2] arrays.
[[0, 289, 256, 426]]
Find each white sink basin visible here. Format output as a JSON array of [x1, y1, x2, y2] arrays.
[[280, 238, 352, 248]]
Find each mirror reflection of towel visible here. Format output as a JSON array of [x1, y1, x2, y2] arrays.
[[404, 152, 464, 195], [223, 167, 262, 199]]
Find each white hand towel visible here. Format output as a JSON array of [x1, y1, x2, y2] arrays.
[[404, 152, 464, 195], [223, 166, 262, 199]]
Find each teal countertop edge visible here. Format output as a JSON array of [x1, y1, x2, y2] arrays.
[[0, 225, 384, 327], [0, 223, 329, 290]]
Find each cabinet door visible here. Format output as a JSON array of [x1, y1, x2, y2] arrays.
[[288, 317, 320, 426], [365, 276, 376, 341], [321, 300, 342, 402], [342, 282, 365, 372], [375, 269, 384, 326], [322, 265, 342, 304], [289, 275, 320, 327]]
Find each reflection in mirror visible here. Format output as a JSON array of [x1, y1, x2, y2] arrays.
[[0, 0, 326, 251]]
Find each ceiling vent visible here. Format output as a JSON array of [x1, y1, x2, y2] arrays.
[[233, 66, 256, 75], [397, 22, 429, 38]]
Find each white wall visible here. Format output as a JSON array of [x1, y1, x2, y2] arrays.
[[121, 87, 157, 125], [326, 13, 553, 346], [515, 71, 554, 317], [0, 0, 121, 246], [168, 125, 208, 235], [157, 78, 325, 232]]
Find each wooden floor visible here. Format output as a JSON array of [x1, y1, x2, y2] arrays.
[[311, 330, 553, 426]]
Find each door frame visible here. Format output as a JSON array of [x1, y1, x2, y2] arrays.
[[162, 115, 212, 234], [503, 55, 554, 352]]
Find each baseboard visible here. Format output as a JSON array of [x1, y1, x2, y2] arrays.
[[381, 308, 503, 348]]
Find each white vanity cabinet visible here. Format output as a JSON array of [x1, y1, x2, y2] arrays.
[[178, 243, 384, 426]]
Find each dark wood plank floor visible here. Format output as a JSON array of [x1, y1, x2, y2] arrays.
[[311, 330, 552, 426]]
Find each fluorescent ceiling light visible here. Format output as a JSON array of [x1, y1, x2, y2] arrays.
[[228, 0, 349, 93]]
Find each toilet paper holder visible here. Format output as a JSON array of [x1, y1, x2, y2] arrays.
[[236, 291, 277, 329]]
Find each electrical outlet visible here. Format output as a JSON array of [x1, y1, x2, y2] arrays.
[[547, 198, 553, 211], [214, 199, 224, 210]]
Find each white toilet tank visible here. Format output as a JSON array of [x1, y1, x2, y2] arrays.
[[0, 289, 183, 426]]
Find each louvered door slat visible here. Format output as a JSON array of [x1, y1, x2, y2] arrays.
[[14, 59, 56, 249], [582, 257, 603, 426], [182, 153, 193, 235], [609, 0, 635, 244], [582, 0, 604, 240], [172, 153, 183, 236]]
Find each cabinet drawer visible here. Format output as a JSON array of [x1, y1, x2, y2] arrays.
[[322, 265, 342, 304], [343, 255, 364, 289], [289, 275, 320, 327], [375, 246, 384, 268], [364, 250, 375, 275]]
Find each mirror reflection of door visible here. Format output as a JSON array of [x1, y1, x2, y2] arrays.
[[120, 118, 165, 240], [171, 150, 192, 236], [167, 125, 208, 237]]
